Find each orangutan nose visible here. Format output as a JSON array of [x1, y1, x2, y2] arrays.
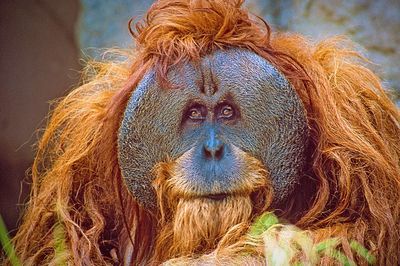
[[203, 129, 224, 161]]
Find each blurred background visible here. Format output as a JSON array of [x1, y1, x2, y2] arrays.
[[1, 0, 399, 235]]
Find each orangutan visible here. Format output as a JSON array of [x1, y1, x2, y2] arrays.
[[10, 0, 399, 265]]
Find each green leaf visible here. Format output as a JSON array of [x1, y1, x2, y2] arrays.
[[314, 238, 339, 253], [350, 240, 376, 265], [248, 212, 279, 237], [0, 215, 21, 266], [53, 222, 67, 265]]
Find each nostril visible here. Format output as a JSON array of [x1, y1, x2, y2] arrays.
[[215, 145, 224, 160], [203, 144, 224, 160], [204, 147, 212, 159]]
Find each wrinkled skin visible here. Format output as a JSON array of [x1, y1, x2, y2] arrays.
[[118, 48, 309, 209]]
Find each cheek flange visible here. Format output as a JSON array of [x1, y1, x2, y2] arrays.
[[118, 71, 159, 210], [118, 65, 200, 210], [210, 49, 309, 204]]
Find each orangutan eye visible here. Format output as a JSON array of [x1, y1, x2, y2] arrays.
[[187, 105, 206, 121], [219, 105, 234, 119], [190, 109, 201, 118]]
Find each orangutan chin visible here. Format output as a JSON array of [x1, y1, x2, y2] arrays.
[[9, 0, 400, 265]]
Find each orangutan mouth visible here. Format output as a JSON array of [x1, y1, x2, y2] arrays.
[[204, 193, 229, 200]]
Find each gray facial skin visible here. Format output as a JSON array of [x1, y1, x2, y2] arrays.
[[118, 48, 309, 210]]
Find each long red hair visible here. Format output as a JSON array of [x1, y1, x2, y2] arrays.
[[11, 0, 399, 265]]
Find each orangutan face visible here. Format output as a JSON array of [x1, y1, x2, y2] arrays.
[[118, 48, 309, 210]]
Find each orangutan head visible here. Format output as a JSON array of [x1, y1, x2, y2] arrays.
[[11, 0, 399, 265], [117, 48, 309, 260]]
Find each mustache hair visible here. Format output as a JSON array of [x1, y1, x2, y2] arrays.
[[151, 152, 273, 263]]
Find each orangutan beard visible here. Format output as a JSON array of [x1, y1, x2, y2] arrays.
[[151, 153, 272, 263]]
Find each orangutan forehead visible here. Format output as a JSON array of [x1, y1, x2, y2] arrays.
[[161, 48, 287, 97]]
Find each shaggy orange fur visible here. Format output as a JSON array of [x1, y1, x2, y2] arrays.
[[10, 0, 399, 265], [151, 152, 272, 263]]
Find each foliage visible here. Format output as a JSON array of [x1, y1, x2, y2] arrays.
[[0, 215, 21, 266], [249, 212, 376, 265]]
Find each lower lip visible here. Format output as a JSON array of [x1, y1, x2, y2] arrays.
[[205, 193, 229, 200]]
